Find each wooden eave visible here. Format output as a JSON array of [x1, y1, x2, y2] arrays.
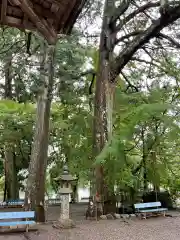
[[0, 0, 86, 44]]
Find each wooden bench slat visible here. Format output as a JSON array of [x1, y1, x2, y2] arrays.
[[158, 208, 168, 211], [6, 200, 24, 204], [46, 199, 61, 205], [0, 221, 35, 226], [134, 201, 168, 219], [0, 199, 24, 208], [0, 211, 35, 220], [134, 202, 161, 209], [0, 211, 36, 232], [139, 208, 168, 213], [6, 200, 24, 202]]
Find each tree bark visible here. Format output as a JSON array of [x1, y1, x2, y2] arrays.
[[152, 150, 160, 193], [143, 155, 148, 193], [25, 42, 56, 222], [93, 0, 116, 214], [3, 178, 7, 202], [4, 151, 19, 200], [142, 129, 148, 193], [4, 54, 19, 200], [4, 55, 12, 99]]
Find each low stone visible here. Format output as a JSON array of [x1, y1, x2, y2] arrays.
[[52, 219, 76, 229], [106, 214, 115, 219], [121, 214, 129, 219], [129, 214, 136, 218], [100, 215, 107, 220], [10, 225, 18, 230], [114, 213, 121, 219]]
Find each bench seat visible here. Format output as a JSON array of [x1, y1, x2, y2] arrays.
[[139, 208, 168, 213], [0, 221, 35, 226], [134, 202, 168, 219], [0, 211, 35, 232]]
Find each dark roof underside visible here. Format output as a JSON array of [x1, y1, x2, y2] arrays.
[[0, 0, 86, 44]]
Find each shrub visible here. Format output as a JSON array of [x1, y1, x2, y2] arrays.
[[142, 191, 173, 209]]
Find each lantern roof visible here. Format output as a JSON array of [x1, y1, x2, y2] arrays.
[[55, 165, 76, 182], [1, 0, 86, 44]]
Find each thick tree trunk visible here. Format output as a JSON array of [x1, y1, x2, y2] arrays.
[[4, 151, 19, 200], [25, 43, 56, 222], [142, 130, 148, 193], [152, 150, 160, 193], [93, 53, 108, 211], [93, 0, 117, 214], [71, 181, 78, 203], [143, 155, 148, 193], [105, 80, 115, 139], [3, 179, 7, 202], [4, 54, 19, 200], [4, 55, 12, 99]]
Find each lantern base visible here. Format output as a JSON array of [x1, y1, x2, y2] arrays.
[[53, 218, 75, 229]]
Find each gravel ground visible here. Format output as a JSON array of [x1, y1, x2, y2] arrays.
[[1, 216, 180, 240]]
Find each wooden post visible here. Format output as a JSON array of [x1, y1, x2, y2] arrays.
[[25, 41, 56, 222]]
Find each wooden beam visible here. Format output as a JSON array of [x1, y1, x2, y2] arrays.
[[61, 0, 86, 34], [1, 0, 8, 23], [11, 0, 57, 44], [41, 18, 57, 38], [3, 5, 23, 18], [6, 16, 21, 27], [51, 0, 67, 6], [34, 3, 55, 18], [51, 3, 60, 14], [6, 16, 35, 30], [8, 0, 20, 6], [57, 0, 76, 31], [7, 2, 54, 18]]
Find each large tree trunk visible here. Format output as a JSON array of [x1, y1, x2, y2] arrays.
[[4, 54, 19, 200], [142, 129, 148, 193], [151, 150, 160, 193], [25, 43, 56, 222], [93, 0, 117, 214], [4, 151, 19, 200], [143, 154, 148, 193]]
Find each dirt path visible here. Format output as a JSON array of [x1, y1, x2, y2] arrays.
[[1, 205, 180, 240], [2, 216, 180, 240]]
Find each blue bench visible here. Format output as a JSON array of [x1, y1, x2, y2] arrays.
[[134, 202, 168, 219], [6, 200, 24, 207], [46, 198, 61, 206], [0, 200, 24, 208], [0, 211, 35, 232]]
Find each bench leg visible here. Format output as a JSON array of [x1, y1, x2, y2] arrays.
[[141, 213, 146, 219], [163, 211, 166, 217], [26, 225, 29, 232]]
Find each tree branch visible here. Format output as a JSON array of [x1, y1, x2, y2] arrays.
[[79, 69, 96, 77], [111, 4, 180, 82], [121, 71, 139, 92], [131, 57, 162, 69], [158, 32, 180, 48], [115, 31, 142, 45], [115, 2, 160, 33], [111, 0, 132, 23]]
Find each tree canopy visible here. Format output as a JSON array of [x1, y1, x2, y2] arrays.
[[0, 0, 180, 220]]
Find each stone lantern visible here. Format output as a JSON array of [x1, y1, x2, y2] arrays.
[[54, 165, 76, 228]]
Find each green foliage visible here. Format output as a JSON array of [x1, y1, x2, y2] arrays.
[[0, 22, 180, 201], [94, 71, 180, 194]]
